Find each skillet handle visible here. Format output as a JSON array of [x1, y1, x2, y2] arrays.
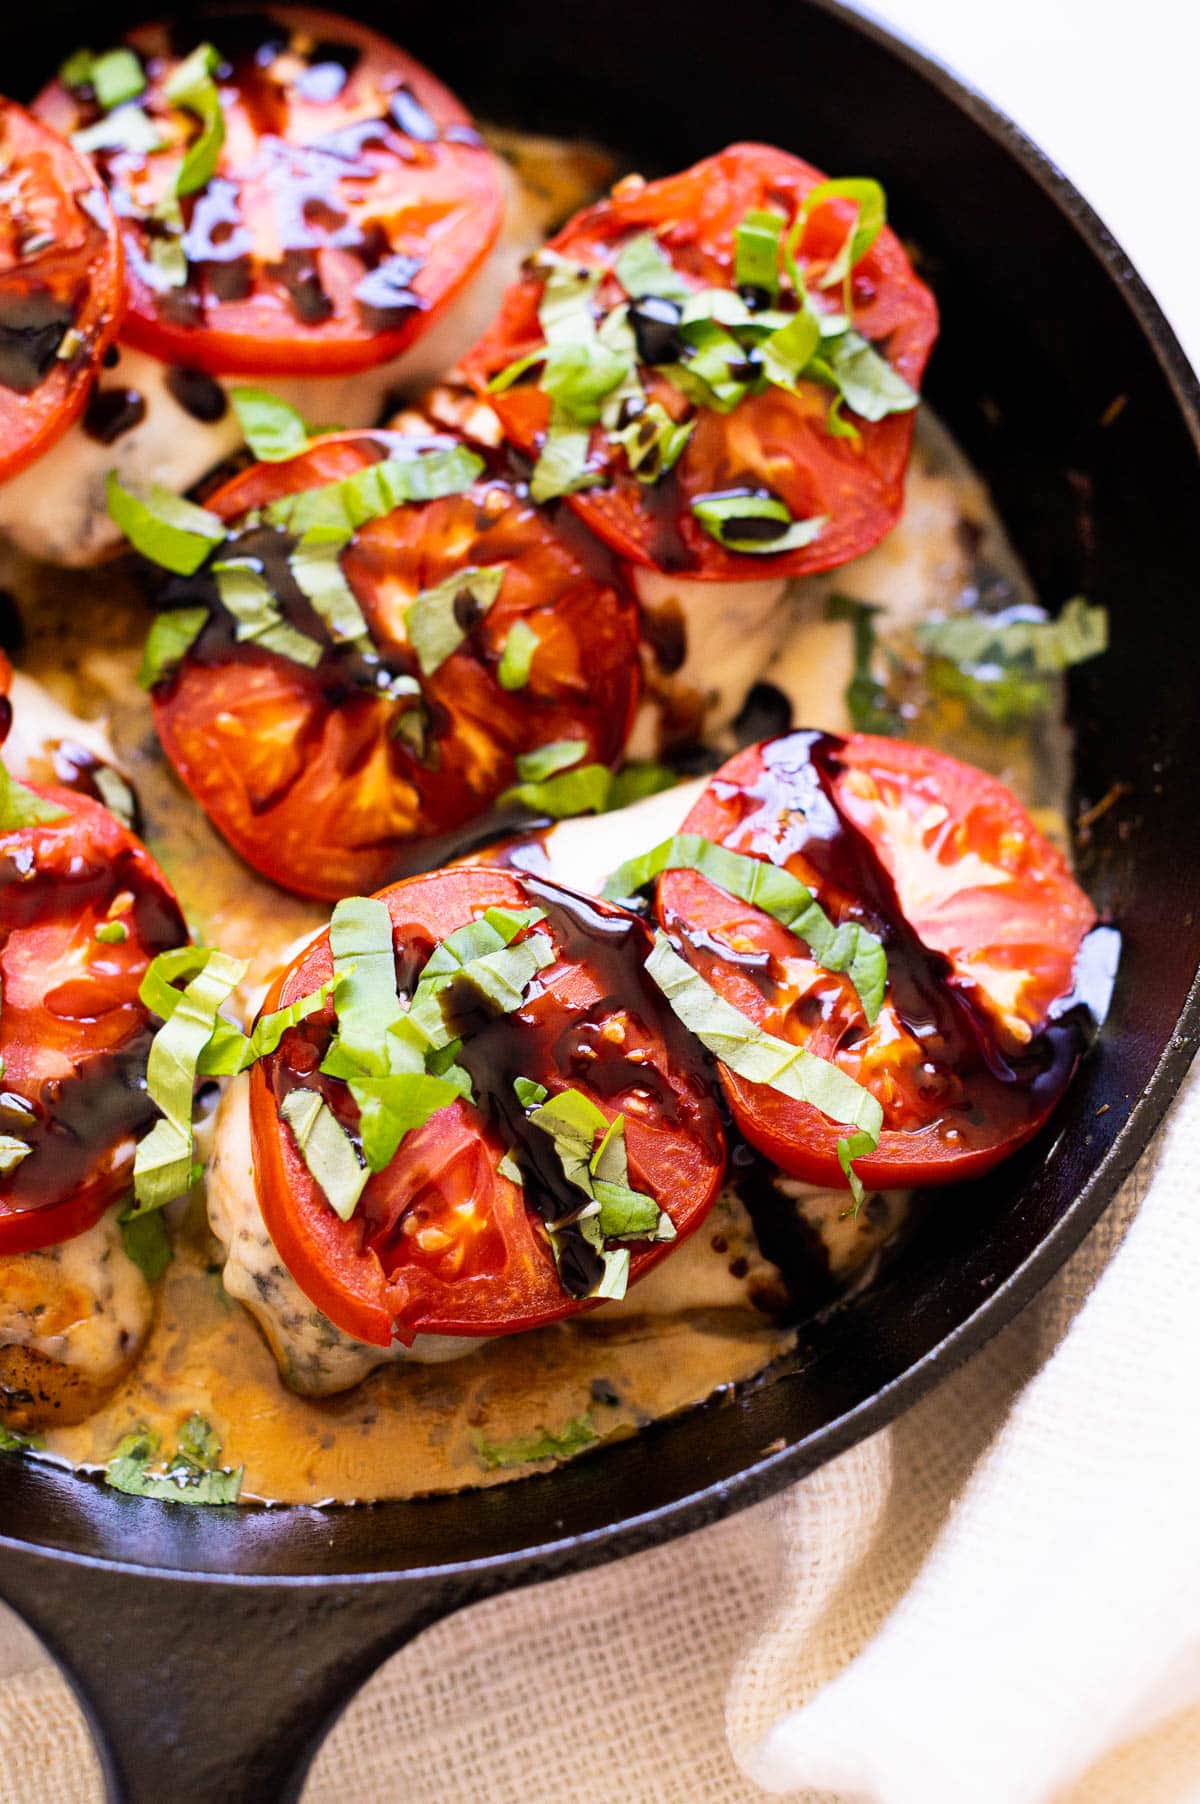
[[0, 1545, 472, 1803]]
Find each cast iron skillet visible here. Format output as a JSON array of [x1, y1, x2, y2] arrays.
[[1, 3, 1197, 1798]]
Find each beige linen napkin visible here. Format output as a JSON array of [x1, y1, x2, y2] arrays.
[[0, 1063, 1196, 1804]]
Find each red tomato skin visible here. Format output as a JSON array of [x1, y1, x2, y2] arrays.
[[0, 100, 125, 481], [658, 733, 1097, 1191], [150, 433, 641, 900], [461, 143, 939, 581], [0, 786, 188, 1253], [250, 868, 725, 1345], [33, 9, 504, 376]]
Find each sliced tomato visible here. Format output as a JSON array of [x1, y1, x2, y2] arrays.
[[657, 732, 1098, 1189], [0, 785, 188, 1253], [461, 142, 938, 581], [249, 867, 725, 1344], [149, 431, 640, 899], [0, 99, 124, 482], [34, 8, 504, 376]]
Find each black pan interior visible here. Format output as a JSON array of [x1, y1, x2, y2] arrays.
[[1, 0, 1198, 1584]]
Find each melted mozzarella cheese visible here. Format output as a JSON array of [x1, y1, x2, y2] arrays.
[[535, 777, 705, 897], [0, 1210, 152, 1376], [208, 1068, 794, 1396], [628, 567, 791, 758]]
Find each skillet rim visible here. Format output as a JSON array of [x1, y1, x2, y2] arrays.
[[0, 0, 1197, 1587]]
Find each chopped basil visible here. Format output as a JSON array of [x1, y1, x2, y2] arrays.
[[0, 1422, 43, 1454], [497, 617, 539, 691], [410, 935, 554, 1049], [811, 330, 918, 422], [119, 1204, 172, 1283], [530, 409, 602, 504], [607, 762, 679, 810], [165, 43, 225, 198], [645, 934, 882, 1140], [148, 234, 188, 290], [474, 1413, 597, 1469], [346, 1071, 464, 1173], [759, 308, 822, 391], [837, 1128, 876, 1217], [0, 1137, 31, 1176], [614, 232, 692, 303], [691, 490, 827, 555], [0, 763, 68, 832], [795, 178, 886, 292], [603, 833, 887, 1023], [107, 473, 225, 575], [917, 595, 1108, 674], [138, 606, 209, 688], [514, 739, 587, 783], [198, 981, 333, 1077], [825, 594, 901, 735], [513, 1076, 548, 1109], [540, 339, 630, 424], [735, 209, 784, 297], [499, 761, 612, 819], [328, 895, 402, 1078], [230, 387, 309, 462], [131, 947, 247, 1215], [105, 1419, 242, 1506], [280, 1089, 368, 1221], [262, 443, 484, 535], [289, 530, 370, 645], [661, 318, 751, 415], [608, 401, 693, 483], [72, 105, 162, 157], [95, 920, 129, 944], [213, 557, 323, 668], [59, 47, 97, 88], [94, 48, 146, 109], [404, 564, 504, 677]]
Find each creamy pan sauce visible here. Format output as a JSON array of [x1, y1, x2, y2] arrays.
[[0, 383, 1071, 1500]]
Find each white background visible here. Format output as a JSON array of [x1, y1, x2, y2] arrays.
[[869, 0, 1200, 369]]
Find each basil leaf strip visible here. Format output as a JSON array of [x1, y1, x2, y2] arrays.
[[105, 1421, 243, 1505], [603, 834, 887, 1023], [280, 1090, 368, 1221], [107, 473, 225, 575], [614, 232, 692, 303], [734, 209, 784, 297], [288, 530, 370, 645], [795, 178, 886, 292], [474, 1414, 597, 1469], [500, 762, 613, 819], [691, 491, 827, 555], [328, 895, 402, 1077], [138, 606, 209, 688], [90, 48, 147, 110], [198, 982, 333, 1077], [165, 43, 226, 198], [530, 408, 602, 505], [120, 1205, 172, 1282], [497, 618, 539, 691], [916, 595, 1108, 674], [645, 934, 882, 1139], [609, 401, 693, 483], [132, 947, 247, 1214], [213, 558, 323, 668], [262, 444, 484, 535], [514, 739, 587, 783], [0, 763, 68, 831], [231, 387, 309, 462], [813, 330, 918, 422], [405, 565, 504, 677], [0, 1137, 31, 1175]]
